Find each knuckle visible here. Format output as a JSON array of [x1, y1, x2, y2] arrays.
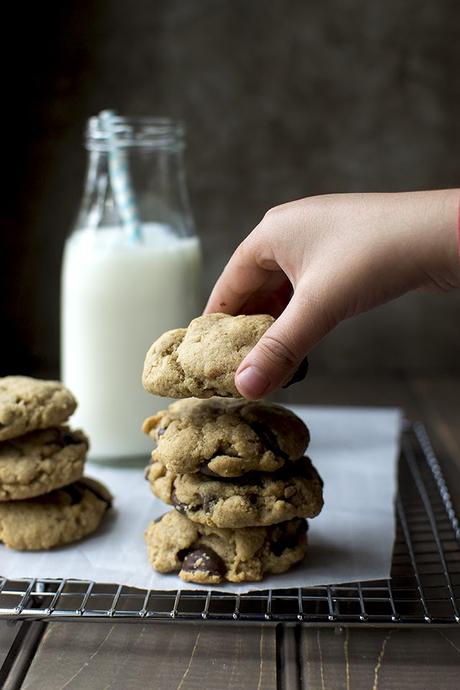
[[262, 204, 285, 224], [230, 238, 252, 268], [258, 334, 299, 369], [262, 207, 278, 222]]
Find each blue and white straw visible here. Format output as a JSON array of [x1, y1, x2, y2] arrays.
[[99, 110, 142, 243]]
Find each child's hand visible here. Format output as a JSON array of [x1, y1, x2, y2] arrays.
[[205, 190, 460, 399]]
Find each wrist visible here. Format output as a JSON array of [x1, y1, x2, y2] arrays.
[[406, 189, 460, 291], [437, 188, 460, 289]]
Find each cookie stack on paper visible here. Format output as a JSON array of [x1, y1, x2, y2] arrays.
[[0, 376, 112, 550], [142, 313, 324, 584]]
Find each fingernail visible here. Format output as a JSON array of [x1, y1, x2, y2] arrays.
[[236, 366, 271, 399]]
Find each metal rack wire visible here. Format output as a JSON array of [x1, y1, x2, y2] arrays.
[[0, 422, 459, 625]]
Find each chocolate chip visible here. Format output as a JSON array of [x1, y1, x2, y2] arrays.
[[181, 547, 226, 577], [64, 484, 84, 505], [76, 480, 112, 507], [249, 422, 290, 461], [270, 539, 295, 556], [157, 428, 166, 437], [200, 457, 313, 492], [226, 470, 262, 485], [282, 356, 309, 388], [153, 513, 165, 524], [269, 520, 307, 556], [270, 540, 287, 557], [269, 456, 311, 481], [61, 433, 82, 445], [248, 493, 258, 505]]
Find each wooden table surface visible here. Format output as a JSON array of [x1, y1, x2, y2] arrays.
[[1, 374, 459, 690]]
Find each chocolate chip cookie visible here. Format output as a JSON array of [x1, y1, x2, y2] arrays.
[[146, 456, 323, 528], [142, 313, 275, 399], [0, 477, 112, 550], [0, 376, 77, 441], [0, 426, 88, 501], [143, 397, 310, 477], [145, 510, 308, 583]]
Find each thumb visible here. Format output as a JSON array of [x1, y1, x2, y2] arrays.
[[235, 288, 336, 399]]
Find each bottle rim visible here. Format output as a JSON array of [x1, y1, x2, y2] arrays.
[[86, 115, 185, 150]]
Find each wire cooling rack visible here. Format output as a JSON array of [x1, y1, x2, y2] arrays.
[[0, 422, 459, 626]]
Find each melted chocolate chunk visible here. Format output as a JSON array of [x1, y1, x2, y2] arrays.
[[249, 422, 290, 461], [172, 490, 199, 514], [198, 468, 262, 485], [76, 480, 112, 507], [64, 484, 84, 505], [171, 490, 188, 515], [197, 457, 316, 486], [181, 547, 226, 577], [177, 547, 190, 561], [282, 356, 309, 388], [61, 432, 83, 445], [200, 417, 296, 478], [270, 540, 289, 557], [200, 463, 220, 478], [273, 456, 316, 482], [269, 520, 307, 556]]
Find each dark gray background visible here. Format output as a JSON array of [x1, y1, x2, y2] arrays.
[[2, 0, 459, 378]]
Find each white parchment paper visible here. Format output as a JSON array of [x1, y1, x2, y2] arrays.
[[1, 406, 402, 593]]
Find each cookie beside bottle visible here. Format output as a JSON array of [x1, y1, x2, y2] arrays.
[[0, 376, 112, 550]]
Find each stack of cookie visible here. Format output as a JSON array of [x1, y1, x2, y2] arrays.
[[141, 313, 324, 584], [0, 376, 112, 551]]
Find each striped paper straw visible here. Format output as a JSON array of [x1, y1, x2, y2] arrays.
[[99, 110, 142, 243]]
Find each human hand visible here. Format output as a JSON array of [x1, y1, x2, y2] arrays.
[[205, 190, 460, 399]]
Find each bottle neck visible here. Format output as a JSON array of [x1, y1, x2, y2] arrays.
[[76, 118, 195, 238]]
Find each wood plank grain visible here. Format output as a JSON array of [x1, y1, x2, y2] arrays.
[[0, 623, 20, 669], [302, 627, 460, 690], [0, 621, 25, 682], [1, 623, 45, 690], [21, 622, 277, 690]]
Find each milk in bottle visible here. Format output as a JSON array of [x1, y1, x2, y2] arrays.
[[61, 115, 202, 462]]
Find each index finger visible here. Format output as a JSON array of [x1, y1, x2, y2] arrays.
[[204, 245, 272, 315]]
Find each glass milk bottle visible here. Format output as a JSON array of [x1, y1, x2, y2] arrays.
[[61, 114, 202, 462]]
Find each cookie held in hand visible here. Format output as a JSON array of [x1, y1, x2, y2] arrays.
[[142, 313, 274, 399]]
